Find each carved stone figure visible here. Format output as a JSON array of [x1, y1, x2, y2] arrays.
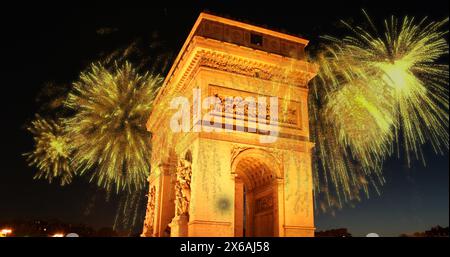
[[143, 186, 156, 236], [174, 159, 192, 216]]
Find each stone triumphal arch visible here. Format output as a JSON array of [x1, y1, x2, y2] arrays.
[[141, 13, 318, 237]]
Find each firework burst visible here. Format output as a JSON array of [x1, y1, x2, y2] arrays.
[[315, 47, 396, 170], [24, 115, 73, 185], [310, 12, 449, 211], [309, 93, 386, 211], [339, 13, 449, 165], [64, 62, 163, 192]]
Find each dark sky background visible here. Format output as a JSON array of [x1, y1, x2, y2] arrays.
[[0, 0, 448, 237]]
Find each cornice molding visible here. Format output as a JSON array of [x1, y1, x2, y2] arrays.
[[148, 37, 318, 130]]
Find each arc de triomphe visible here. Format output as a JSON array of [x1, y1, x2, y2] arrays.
[[141, 13, 318, 237]]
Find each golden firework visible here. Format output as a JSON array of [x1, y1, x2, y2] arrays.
[[310, 13, 449, 211], [24, 115, 73, 185], [341, 14, 449, 165], [64, 62, 163, 192]]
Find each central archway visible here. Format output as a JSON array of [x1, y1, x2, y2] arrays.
[[232, 149, 280, 237]]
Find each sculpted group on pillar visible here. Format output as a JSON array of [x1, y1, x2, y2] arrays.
[[174, 159, 192, 217], [142, 186, 156, 236]]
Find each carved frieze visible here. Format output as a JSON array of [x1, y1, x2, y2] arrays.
[[197, 50, 311, 87], [208, 85, 301, 128]]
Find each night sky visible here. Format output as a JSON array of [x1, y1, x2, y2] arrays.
[[0, 0, 448, 236]]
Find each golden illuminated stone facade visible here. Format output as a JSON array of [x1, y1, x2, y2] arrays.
[[142, 13, 318, 237]]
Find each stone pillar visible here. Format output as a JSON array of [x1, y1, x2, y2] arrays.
[[234, 177, 244, 237], [169, 214, 189, 237], [156, 163, 176, 237], [244, 189, 254, 237], [276, 178, 285, 237], [283, 151, 315, 237]]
